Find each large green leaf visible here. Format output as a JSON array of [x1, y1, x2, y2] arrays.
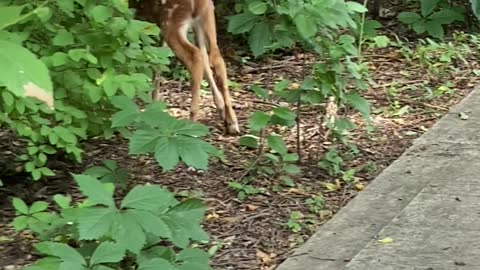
[[128, 209, 172, 239], [267, 135, 288, 155], [248, 111, 271, 131], [121, 185, 176, 212], [162, 199, 208, 248], [227, 13, 258, 34], [397, 12, 422, 24], [74, 174, 115, 208], [294, 14, 317, 39], [345, 93, 370, 121], [0, 40, 53, 107], [473, 0, 480, 19], [76, 208, 116, 240], [154, 137, 180, 171], [138, 258, 177, 270], [248, 1, 268, 15], [129, 128, 162, 154], [90, 242, 125, 266], [112, 213, 146, 255], [23, 257, 62, 270], [420, 0, 441, 16], [248, 21, 273, 57], [429, 10, 463, 24], [34, 242, 86, 266], [0, 5, 26, 29]]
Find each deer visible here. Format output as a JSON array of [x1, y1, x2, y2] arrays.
[[129, 0, 240, 135]]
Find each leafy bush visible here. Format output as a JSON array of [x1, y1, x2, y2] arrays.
[[397, 0, 465, 38], [0, 1, 220, 181], [228, 0, 368, 57], [11, 172, 212, 270], [111, 97, 222, 171]]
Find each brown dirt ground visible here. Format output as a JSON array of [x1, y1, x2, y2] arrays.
[[1, 35, 480, 270]]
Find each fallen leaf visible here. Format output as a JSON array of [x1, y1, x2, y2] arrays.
[[246, 204, 259, 211], [459, 112, 469, 120], [378, 237, 394, 244], [287, 188, 310, 196], [355, 183, 365, 191], [256, 249, 276, 264], [205, 211, 220, 221]]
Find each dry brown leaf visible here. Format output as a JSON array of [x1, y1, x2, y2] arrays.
[[256, 250, 276, 264], [205, 211, 220, 221], [286, 188, 310, 196], [355, 183, 365, 191], [246, 204, 259, 211]]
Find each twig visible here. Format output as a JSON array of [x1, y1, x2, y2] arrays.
[[396, 97, 449, 111], [370, 79, 428, 89]]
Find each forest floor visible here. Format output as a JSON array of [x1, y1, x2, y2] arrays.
[[1, 31, 480, 270]]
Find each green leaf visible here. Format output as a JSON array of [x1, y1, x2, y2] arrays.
[[0, 41, 53, 108], [163, 199, 208, 248], [267, 135, 288, 155], [412, 20, 427, 34], [239, 135, 259, 148], [111, 104, 139, 128], [273, 107, 296, 121], [294, 14, 317, 39], [112, 213, 146, 254], [373, 35, 390, 48], [248, 111, 270, 131], [30, 201, 49, 213], [154, 138, 180, 171], [34, 7, 52, 22], [176, 122, 210, 137], [23, 257, 62, 270], [129, 128, 161, 154], [12, 216, 29, 231], [90, 242, 125, 265], [34, 242, 86, 266], [227, 13, 258, 34], [284, 164, 301, 174], [397, 12, 422, 24], [249, 21, 272, 57], [421, 0, 441, 17], [73, 174, 115, 208], [53, 194, 71, 209], [90, 5, 113, 23], [12, 197, 29, 214], [429, 10, 462, 24], [138, 258, 176, 270], [345, 93, 370, 120], [76, 208, 116, 240], [53, 126, 77, 144], [2, 91, 14, 106], [59, 261, 85, 270], [250, 85, 269, 99], [121, 185, 176, 212], [53, 29, 74, 46], [127, 209, 172, 239], [177, 137, 209, 170], [472, 0, 480, 19], [248, 1, 268, 15], [346, 2, 368, 13], [426, 20, 444, 38], [177, 248, 212, 270], [0, 5, 26, 30]]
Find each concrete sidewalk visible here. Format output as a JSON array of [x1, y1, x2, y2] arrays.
[[277, 87, 480, 270]]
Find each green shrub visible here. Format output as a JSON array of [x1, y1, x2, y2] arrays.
[[11, 171, 212, 270]]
